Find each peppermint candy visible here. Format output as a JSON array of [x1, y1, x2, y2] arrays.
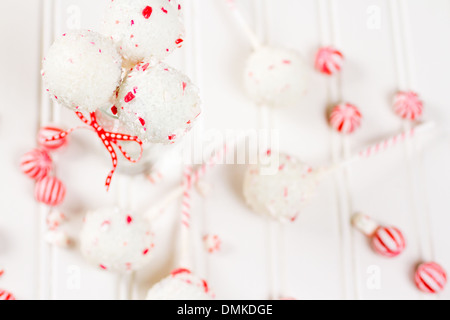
[[372, 226, 406, 258], [329, 103, 362, 134], [35, 176, 66, 207], [415, 262, 447, 294], [315, 46, 344, 75], [352, 214, 406, 258], [38, 126, 68, 151], [20, 149, 52, 180], [0, 289, 15, 300], [394, 91, 423, 121]]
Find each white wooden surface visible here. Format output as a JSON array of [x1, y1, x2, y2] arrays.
[[1, 0, 450, 300]]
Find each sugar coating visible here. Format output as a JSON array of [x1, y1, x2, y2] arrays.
[[80, 207, 155, 273], [102, 0, 184, 66], [244, 46, 309, 108], [146, 269, 213, 300], [42, 30, 122, 113], [243, 153, 320, 223], [117, 62, 201, 144]]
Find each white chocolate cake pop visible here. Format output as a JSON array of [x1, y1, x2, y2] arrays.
[[42, 30, 122, 113], [244, 47, 309, 108], [146, 268, 214, 300], [243, 152, 320, 222], [102, 0, 184, 66], [116, 61, 201, 144], [80, 207, 155, 273]]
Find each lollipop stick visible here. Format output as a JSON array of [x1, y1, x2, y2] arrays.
[[224, 0, 261, 49]]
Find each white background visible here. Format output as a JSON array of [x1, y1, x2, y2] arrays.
[[1, 0, 450, 300]]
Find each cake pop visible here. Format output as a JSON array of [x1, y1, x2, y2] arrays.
[[117, 61, 201, 144], [243, 153, 321, 223], [80, 207, 155, 273], [146, 268, 213, 300], [102, 0, 184, 66], [42, 30, 122, 113], [244, 46, 309, 108]]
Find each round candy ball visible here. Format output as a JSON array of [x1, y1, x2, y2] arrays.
[[315, 46, 344, 76], [35, 176, 66, 207], [80, 207, 155, 273], [38, 126, 68, 152], [244, 46, 309, 108], [329, 103, 362, 134], [20, 149, 52, 181], [243, 153, 320, 223], [372, 226, 406, 258], [146, 269, 213, 300], [0, 289, 15, 300], [393, 91, 423, 121], [42, 30, 123, 113], [102, 0, 184, 66], [117, 61, 201, 144], [415, 262, 447, 294]]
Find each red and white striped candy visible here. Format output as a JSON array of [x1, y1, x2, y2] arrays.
[[394, 91, 423, 121], [372, 226, 406, 258], [329, 103, 362, 134], [415, 262, 447, 294], [35, 176, 66, 207], [20, 149, 52, 180], [38, 126, 68, 151], [315, 46, 344, 75], [0, 289, 15, 300]]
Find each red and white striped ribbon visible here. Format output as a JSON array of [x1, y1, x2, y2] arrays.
[[45, 111, 143, 191]]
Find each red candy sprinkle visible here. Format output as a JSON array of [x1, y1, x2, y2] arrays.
[[175, 38, 184, 45], [111, 106, 118, 115], [138, 117, 146, 126], [161, 7, 168, 14], [142, 6, 153, 19], [126, 215, 133, 224], [124, 92, 135, 103]]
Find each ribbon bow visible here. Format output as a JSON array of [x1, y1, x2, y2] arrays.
[[45, 111, 143, 191]]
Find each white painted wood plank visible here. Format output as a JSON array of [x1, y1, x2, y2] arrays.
[[0, 0, 42, 300]]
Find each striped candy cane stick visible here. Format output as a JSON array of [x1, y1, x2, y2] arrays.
[[145, 144, 230, 222], [354, 122, 435, 161], [179, 166, 193, 268], [326, 122, 437, 172], [181, 166, 193, 229], [225, 0, 261, 50], [314, 122, 436, 180]]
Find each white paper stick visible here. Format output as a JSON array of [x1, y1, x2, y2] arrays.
[[225, 0, 261, 49]]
